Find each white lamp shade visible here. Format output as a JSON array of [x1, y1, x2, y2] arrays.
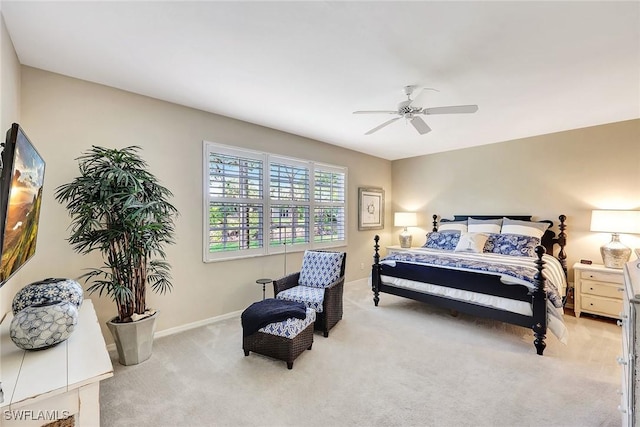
[[590, 210, 640, 234], [394, 212, 417, 227]]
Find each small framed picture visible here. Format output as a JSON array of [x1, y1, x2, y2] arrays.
[[358, 187, 384, 230]]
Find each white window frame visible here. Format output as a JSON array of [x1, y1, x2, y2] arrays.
[[203, 141, 347, 262], [312, 163, 347, 250]]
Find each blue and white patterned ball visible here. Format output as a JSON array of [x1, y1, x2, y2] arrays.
[[10, 301, 79, 350], [12, 278, 83, 315]]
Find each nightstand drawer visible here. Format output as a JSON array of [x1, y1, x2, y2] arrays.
[[580, 270, 624, 285], [581, 294, 623, 318], [581, 280, 624, 299]]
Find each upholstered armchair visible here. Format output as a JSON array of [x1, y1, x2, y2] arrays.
[[273, 250, 346, 337]]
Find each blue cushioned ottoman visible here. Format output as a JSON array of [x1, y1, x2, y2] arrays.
[[243, 306, 315, 369]]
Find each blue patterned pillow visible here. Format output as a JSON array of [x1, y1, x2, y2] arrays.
[[299, 251, 344, 288], [484, 233, 540, 257], [423, 231, 460, 251]]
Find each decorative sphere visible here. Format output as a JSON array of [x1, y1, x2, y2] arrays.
[[12, 278, 83, 315], [10, 301, 79, 350]]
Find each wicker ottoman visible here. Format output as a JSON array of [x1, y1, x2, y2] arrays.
[[243, 307, 315, 369]]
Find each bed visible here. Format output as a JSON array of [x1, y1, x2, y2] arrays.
[[371, 215, 568, 355]]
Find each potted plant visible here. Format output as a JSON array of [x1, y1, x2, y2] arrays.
[[55, 146, 178, 365]]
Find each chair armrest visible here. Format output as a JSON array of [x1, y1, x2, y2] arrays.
[[323, 275, 345, 292], [322, 276, 345, 333], [323, 275, 345, 297], [273, 272, 301, 295]]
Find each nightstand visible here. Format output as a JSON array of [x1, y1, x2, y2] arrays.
[[573, 262, 624, 319]]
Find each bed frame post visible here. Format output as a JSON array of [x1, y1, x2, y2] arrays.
[[557, 214, 567, 276], [372, 235, 381, 306], [432, 214, 438, 232], [532, 245, 547, 355]]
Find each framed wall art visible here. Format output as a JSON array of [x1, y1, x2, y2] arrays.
[[358, 187, 384, 230]]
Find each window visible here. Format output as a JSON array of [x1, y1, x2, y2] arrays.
[[204, 142, 347, 261], [314, 168, 345, 244]]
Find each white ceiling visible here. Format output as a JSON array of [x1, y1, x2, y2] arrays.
[[2, 1, 639, 160]]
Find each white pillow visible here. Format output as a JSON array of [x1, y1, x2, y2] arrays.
[[501, 217, 549, 239], [454, 233, 489, 253], [439, 221, 468, 233], [468, 218, 502, 234]]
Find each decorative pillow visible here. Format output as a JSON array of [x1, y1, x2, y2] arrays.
[[454, 233, 489, 253], [438, 220, 468, 234], [468, 218, 503, 234], [424, 231, 460, 251], [501, 217, 549, 239], [298, 251, 344, 288], [484, 233, 541, 257]]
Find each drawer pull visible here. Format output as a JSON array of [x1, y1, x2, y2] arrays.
[[617, 356, 628, 365], [618, 405, 627, 414]]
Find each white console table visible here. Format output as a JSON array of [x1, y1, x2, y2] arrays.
[[0, 300, 113, 426]]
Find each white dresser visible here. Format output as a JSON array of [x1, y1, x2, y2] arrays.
[[620, 260, 640, 426], [0, 300, 113, 426]]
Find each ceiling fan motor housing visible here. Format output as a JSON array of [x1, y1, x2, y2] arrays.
[[398, 100, 414, 114]]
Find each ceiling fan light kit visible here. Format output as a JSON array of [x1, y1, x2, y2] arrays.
[[354, 85, 478, 135]]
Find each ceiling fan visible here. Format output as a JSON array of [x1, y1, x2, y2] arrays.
[[353, 85, 478, 135]]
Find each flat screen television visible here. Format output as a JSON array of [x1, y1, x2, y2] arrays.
[[0, 123, 46, 287]]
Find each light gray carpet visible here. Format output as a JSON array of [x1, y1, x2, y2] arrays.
[[100, 279, 621, 427]]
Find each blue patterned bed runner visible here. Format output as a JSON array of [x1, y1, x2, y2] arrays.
[[381, 251, 563, 308]]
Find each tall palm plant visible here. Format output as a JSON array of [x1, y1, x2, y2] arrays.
[[55, 146, 178, 323]]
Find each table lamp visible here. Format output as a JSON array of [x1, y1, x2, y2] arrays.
[[590, 210, 640, 268], [394, 212, 417, 248]]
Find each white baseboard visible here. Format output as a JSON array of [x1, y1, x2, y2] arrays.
[[106, 309, 243, 353], [106, 279, 364, 353]]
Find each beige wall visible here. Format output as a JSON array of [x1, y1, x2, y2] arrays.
[[0, 12, 27, 315], [1, 13, 19, 131], [391, 119, 640, 280], [13, 66, 391, 342]]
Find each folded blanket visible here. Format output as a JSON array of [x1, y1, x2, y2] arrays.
[[241, 298, 307, 337]]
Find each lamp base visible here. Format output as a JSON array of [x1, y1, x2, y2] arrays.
[[600, 233, 631, 269], [399, 229, 412, 249]]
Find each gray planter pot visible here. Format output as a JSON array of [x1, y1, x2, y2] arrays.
[[107, 312, 158, 366]]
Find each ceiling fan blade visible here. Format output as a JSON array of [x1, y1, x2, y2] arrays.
[[409, 87, 440, 107], [423, 105, 478, 115], [410, 116, 431, 135], [353, 110, 398, 114], [365, 117, 400, 135]]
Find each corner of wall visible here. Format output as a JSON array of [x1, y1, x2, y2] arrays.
[[0, 9, 22, 317]]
